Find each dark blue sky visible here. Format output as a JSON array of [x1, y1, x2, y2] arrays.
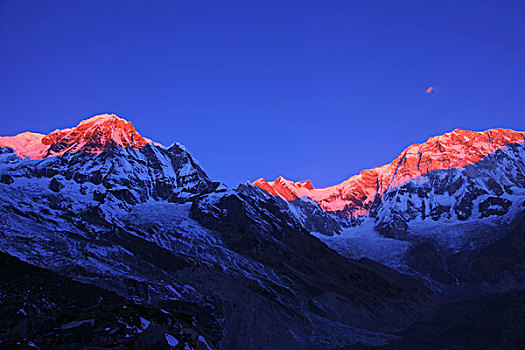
[[1, 1, 524, 187]]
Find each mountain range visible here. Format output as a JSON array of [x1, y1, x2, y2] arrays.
[[0, 114, 524, 349]]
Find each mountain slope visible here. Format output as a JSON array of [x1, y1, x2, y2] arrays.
[[0, 114, 429, 349], [253, 128, 525, 288], [254, 128, 525, 218], [0, 252, 213, 350]]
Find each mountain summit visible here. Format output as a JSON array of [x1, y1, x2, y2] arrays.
[[254, 128, 525, 217], [0, 114, 154, 159]]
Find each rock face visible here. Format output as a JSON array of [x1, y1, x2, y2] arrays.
[[237, 183, 346, 236], [373, 142, 525, 238], [0, 114, 429, 349], [33, 142, 214, 204], [254, 128, 525, 218]]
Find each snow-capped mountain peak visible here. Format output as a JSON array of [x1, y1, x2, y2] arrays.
[[0, 114, 155, 159], [0, 132, 46, 159], [254, 128, 525, 217]]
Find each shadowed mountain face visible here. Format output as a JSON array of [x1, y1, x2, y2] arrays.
[[0, 115, 523, 349]]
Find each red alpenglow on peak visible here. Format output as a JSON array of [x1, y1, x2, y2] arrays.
[[0, 114, 155, 159], [254, 128, 525, 217]]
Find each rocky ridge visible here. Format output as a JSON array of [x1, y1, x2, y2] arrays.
[[254, 128, 525, 218]]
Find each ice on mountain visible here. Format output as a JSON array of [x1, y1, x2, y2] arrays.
[[165, 334, 179, 346], [139, 317, 151, 330]]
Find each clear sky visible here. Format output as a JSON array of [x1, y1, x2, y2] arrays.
[[1, 1, 524, 187]]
